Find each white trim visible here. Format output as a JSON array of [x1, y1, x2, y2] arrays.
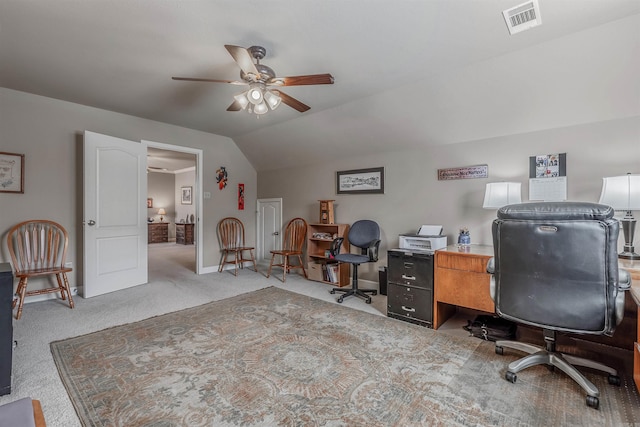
[[256, 198, 283, 261], [142, 140, 204, 275]]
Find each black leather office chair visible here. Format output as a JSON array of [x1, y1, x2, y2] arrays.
[[487, 202, 631, 409], [330, 220, 380, 304]]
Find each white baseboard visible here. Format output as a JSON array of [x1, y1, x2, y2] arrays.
[[21, 286, 80, 304]]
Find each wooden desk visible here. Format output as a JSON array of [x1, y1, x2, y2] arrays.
[[433, 245, 640, 390], [620, 259, 640, 391], [433, 244, 494, 330]]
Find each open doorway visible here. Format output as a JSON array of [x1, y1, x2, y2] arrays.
[[144, 141, 203, 276]]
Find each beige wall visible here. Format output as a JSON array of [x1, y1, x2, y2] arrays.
[[0, 88, 257, 291], [258, 116, 640, 281]]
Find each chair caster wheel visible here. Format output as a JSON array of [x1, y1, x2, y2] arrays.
[[586, 395, 599, 409], [337, 297, 343, 303], [371, 291, 377, 296], [330, 290, 336, 294], [495, 346, 504, 355], [608, 375, 621, 386], [365, 298, 371, 304], [505, 371, 517, 383]]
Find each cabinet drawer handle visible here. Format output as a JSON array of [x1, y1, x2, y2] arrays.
[[401, 274, 416, 280], [401, 306, 416, 312], [403, 262, 414, 268]]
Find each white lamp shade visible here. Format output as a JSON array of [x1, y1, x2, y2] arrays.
[[247, 84, 264, 105], [264, 90, 281, 110], [253, 101, 268, 115], [599, 174, 640, 211], [157, 208, 166, 215], [233, 92, 250, 110], [483, 182, 522, 209]]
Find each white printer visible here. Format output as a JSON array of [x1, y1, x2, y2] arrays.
[[398, 225, 447, 252]]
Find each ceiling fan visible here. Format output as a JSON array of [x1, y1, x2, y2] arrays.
[[172, 45, 334, 115]]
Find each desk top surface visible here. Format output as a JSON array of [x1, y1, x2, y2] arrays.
[[437, 244, 494, 257]]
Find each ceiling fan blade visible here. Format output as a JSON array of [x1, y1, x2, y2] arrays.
[[278, 91, 310, 112], [226, 100, 243, 112], [224, 45, 260, 76], [270, 73, 335, 86], [172, 77, 247, 86]]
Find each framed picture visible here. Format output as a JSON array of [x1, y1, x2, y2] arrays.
[[0, 152, 25, 194], [147, 198, 153, 208], [181, 186, 192, 205], [336, 167, 384, 194]]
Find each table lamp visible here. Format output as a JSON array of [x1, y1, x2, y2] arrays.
[[157, 208, 166, 222], [598, 173, 640, 260], [483, 182, 522, 209]]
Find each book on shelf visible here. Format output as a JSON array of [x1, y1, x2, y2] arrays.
[[321, 262, 339, 283]]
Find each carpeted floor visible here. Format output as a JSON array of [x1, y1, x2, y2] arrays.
[[51, 287, 638, 426]]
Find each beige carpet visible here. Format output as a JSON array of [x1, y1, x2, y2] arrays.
[[50, 287, 638, 426]]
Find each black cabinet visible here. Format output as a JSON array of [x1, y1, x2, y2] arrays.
[[0, 263, 13, 395], [387, 249, 434, 327]]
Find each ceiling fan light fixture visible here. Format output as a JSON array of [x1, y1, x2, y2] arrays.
[[247, 84, 264, 105], [264, 90, 281, 110], [253, 101, 268, 115], [233, 92, 250, 110]]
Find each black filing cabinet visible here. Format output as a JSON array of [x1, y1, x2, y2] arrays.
[[0, 263, 13, 395], [387, 249, 434, 327]]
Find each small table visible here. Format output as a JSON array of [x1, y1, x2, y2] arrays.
[[176, 223, 194, 245]]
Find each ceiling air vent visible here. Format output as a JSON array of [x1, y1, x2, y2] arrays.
[[502, 0, 541, 35]]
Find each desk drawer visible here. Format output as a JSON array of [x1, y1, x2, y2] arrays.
[[435, 268, 494, 313], [388, 251, 433, 286], [436, 251, 490, 273], [387, 282, 433, 325]]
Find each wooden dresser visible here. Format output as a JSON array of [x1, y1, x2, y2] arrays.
[[148, 222, 168, 244], [176, 223, 194, 245]]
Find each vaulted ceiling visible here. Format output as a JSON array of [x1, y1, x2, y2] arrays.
[[1, 1, 639, 171]]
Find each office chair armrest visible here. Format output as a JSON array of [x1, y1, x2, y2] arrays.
[[366, 239, 381, 262], [329, 237, 344, 258], [618, 269, 631, 291], [486, 257, 495, 274], [486, 257, 496, 301]]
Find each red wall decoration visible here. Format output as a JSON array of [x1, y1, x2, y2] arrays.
[[238, 183, 245, 210]]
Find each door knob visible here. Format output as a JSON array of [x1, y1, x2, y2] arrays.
[[273, 231, 279, 235], [88, 220, 96, 226]]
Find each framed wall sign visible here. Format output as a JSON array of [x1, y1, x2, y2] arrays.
[[336, 167, 384, 194], [0, 152, 25, 194]]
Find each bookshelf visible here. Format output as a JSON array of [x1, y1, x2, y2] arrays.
[[307, 223, 350, 287]]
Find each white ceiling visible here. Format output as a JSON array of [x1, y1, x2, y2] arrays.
[[1, 1, 639, 171]]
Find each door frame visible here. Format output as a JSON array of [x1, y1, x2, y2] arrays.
[[143, 140, 204, 274], [256, 198, 283, 262]]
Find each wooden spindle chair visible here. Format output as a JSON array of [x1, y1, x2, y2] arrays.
[[267, 217, 308, 282], [217, 217, 258, 276], [6, 220, 75, 320]]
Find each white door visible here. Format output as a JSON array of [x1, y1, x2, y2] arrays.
[[257, 198, 282, 263], [83, 131, 148, 297]]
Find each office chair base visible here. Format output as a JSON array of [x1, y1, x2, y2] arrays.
[[330, 287, 377, 304], [496, 339, 620, 410]]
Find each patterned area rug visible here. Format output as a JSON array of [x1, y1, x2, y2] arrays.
[[51, 287, 638, 426]]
